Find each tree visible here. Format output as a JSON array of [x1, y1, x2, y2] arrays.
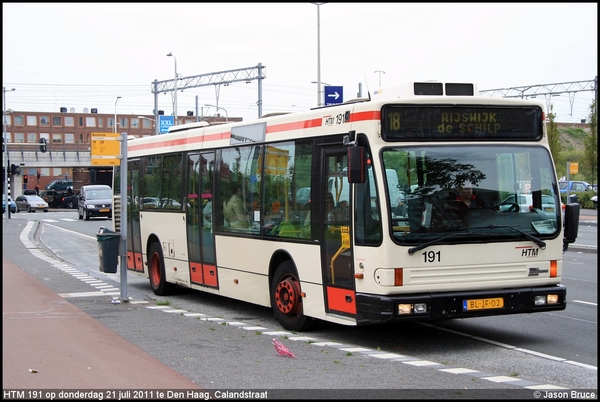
[[546, 104, 562, 173], [582, 98, 597, 187]]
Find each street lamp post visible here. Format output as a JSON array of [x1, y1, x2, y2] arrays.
[[167, 52, 178, 126], [374, 70, 386, 87], [312, 3, 326, 107], [311, 80, 330, 106], [204, 104, 228, 122], [3, 87, 15, 222], [114, 96, 121, 133]]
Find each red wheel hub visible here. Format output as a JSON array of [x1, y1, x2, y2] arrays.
[[275, 276, 301, 315]]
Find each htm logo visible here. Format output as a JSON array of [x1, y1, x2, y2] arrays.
[[4, 391, 25, 399], [521, 247, 539, 257]]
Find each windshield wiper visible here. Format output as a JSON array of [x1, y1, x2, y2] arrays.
[[407, 224, 546, 255], [408, 231, 476, 255], [485, 224, 546, 249]]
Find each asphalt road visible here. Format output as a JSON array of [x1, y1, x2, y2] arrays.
[[2, 209, 597, 398]]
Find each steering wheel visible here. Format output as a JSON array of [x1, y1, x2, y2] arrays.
[[497, 202, 519, 213]]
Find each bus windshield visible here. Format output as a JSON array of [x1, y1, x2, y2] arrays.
[[381, 144, 560, 244]]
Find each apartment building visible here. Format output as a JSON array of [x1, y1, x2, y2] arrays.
[[3, 109, 236, 195]]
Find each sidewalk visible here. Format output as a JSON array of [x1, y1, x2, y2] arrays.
[[579, 208, 597, 225], [2, 257, 203, 390]]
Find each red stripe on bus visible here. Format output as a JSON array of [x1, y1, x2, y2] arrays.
[[267, 118, 323, 134], [350, 110, 380, 122], [129, 111, 380, 152], [129, 131, 231, 151]]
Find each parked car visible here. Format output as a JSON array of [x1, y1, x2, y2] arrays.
[[295, 187, 311, 205], [161, 198, 182, 209], [45, 179, 74, 192], [57, 189, 78, 209], [3, 194, 17, 214], [15, 194, 49, 213], [40, 189, 76, 208], [77, 185, 113, 220], [498, 194, 557, 217], [40, 189, 61, 207], [592, 195, 598, 209], [141, 197, 161, 208], [559, 180, 591, 193]]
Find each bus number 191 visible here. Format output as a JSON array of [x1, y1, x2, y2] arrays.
[[422, 250, 441, 263]]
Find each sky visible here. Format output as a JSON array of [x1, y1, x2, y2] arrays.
[[3, 3, 597, 123]]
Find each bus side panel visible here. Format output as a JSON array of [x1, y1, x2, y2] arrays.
[[215, 236, 327, 314], [215, 236, 323, 283], [140, 211, 191, 287], [217, 268, 271, 307]]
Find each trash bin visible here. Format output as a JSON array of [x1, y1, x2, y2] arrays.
[[568, 194, 579, 204], [96, 227, 120, 273]]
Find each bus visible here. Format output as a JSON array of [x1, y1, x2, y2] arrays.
[[113, 81, 580, 331]]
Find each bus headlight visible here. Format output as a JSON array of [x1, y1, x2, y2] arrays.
[[397, 303, 428, 315], [414, 303, 427, 313], [534, 294, 559, 306], [546, 294, 560, 305]]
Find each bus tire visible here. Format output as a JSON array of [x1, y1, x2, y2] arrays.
[[148, 241, 176, 296], [270, 260, 316, 332]]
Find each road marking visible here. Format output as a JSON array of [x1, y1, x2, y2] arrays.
[[18, 220, 592, 391]]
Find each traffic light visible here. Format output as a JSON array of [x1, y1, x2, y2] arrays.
[[11, 164, 17, 175], [39, 138, 47, 153], [23, 174, 28, 184]]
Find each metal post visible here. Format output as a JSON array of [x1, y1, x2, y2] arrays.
[[374, 70, 386, 87], [566, 162, 570, 205], [3, 87, 15, 222], [119, 132, 128, 301], [114, 96, 121, 133], [312, 3, 326, 107], [317, 4, 321, 107], [167, 52, 178, 126]]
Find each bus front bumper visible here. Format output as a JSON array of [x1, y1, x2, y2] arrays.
[[355, 284, 567, 326]]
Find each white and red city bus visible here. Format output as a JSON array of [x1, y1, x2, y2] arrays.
[[113, 81, 579, 331]]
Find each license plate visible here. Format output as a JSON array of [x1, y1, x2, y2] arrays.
[[544, 207, 554, 212], [463, 297, 504, 311], [100, 208, 110, 212]]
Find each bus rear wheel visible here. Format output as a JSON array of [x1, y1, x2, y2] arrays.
[[271, 261, 316, 332], [148, 242, 176, 296]]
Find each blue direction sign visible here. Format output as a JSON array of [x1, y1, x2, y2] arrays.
[[324, 86, 343, 106], [159, 115, 174, 134]]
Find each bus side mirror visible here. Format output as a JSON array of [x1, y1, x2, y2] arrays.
[[347, 146, 365, 184], [563, 203, 580, 246]]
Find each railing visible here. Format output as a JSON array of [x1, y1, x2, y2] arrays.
[[6, 143, 92, 168]]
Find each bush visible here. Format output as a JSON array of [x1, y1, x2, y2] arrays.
[[561, 191, 597, 209]]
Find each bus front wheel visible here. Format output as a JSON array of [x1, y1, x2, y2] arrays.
[[148, 242, 176, 296], [271, 261, 316, 332]]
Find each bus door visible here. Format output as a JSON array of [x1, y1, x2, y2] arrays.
[[320, 148, 356, 317], [186, 152, 218, 288], [126, 159, 144, 272]]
